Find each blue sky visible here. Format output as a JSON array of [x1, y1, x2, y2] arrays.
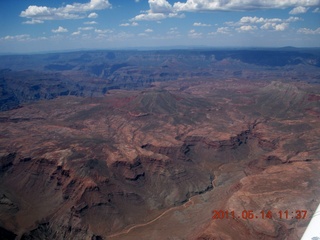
[[0, 0, 319, 53]]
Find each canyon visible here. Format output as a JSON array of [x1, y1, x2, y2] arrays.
[[0, 49, 320, 239]]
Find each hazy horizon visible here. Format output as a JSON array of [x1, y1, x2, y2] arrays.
[[0, 0, 320, 54], [1, 45, 320, 57]]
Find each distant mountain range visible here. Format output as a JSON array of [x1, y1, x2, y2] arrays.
[[1, 48, 320, 111]]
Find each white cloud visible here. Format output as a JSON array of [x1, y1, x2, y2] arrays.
[[260, 23, 273, 30], [216, 27, 230, 34], [145, 28, 154, 32], [132, 0, 318, 22], [193, 22, 211, 27], [84, 21, 97, 24], [0, 35, 52, 43], [188, 29, 202, 38], [208, 27, 232, 35], [261, 22, 289, 31], [150, 0, 173, 13], [78, 27, 94, 31], [236, 16, 285, 25], [172, 0, 320, 12], [88, 12, 98, 18], [52, 26, 68, 33], [236, 25, 257, 32], [240, 16, 275, 24], [1, 34, 30, 41], [298, 27, 320, 34], [120, 22, 139, 26], [21, 6, 51, 18], [313, 7, 320, 12], [286, 16, 301, 22], [72, 31, 81, 35], [289, 6, 309, 14], [274, 23, 289, 31], [22, 19, 44, 24], [132, 12, 167, 21], [95, 29, 113, 33], [20, 0, 110, 21], [260, 23, 274, 30], [131, 0, 184, 21], [226, 16, 302, 32], [132, 12, 184, 21]]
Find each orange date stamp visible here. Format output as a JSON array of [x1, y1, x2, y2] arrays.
[[212, 210, 308, 220]]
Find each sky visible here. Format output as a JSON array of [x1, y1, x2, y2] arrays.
[[0, 0, 320, 53]]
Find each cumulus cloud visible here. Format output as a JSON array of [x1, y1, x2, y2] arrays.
[[188, 29, 202, 38], [150, 0, 173, 13], [132, 12, 184, 21], [208, 27, 232, 35], [172, 0, 320, 12], [216, 27, 230, 34], [298, 27, 320, 34], [52, 26, 68, 33], [20, 0, 110, 22], [72, 31, 81, 35], [236, 25, 257, 32], [132, 0, 319, 21], [131, 0, 184, 21], [289, 6, 309, 14], [132, 12, 167, 21], [145, 28, 154, 32], [274, 22, 289, 31], [260, 22, 288, 31], [226, 16, 302, 32], [236, 16, 300, 25], [286, 16, 301, 22], [120, 22, 139, 26], [239, 16, 279, 24], [88, 12, 99, 18], [193, 22, 211, 27]]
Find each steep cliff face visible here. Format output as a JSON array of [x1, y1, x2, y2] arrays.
[[0, 149, 212, 238], [0, 126, 303, 239]]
